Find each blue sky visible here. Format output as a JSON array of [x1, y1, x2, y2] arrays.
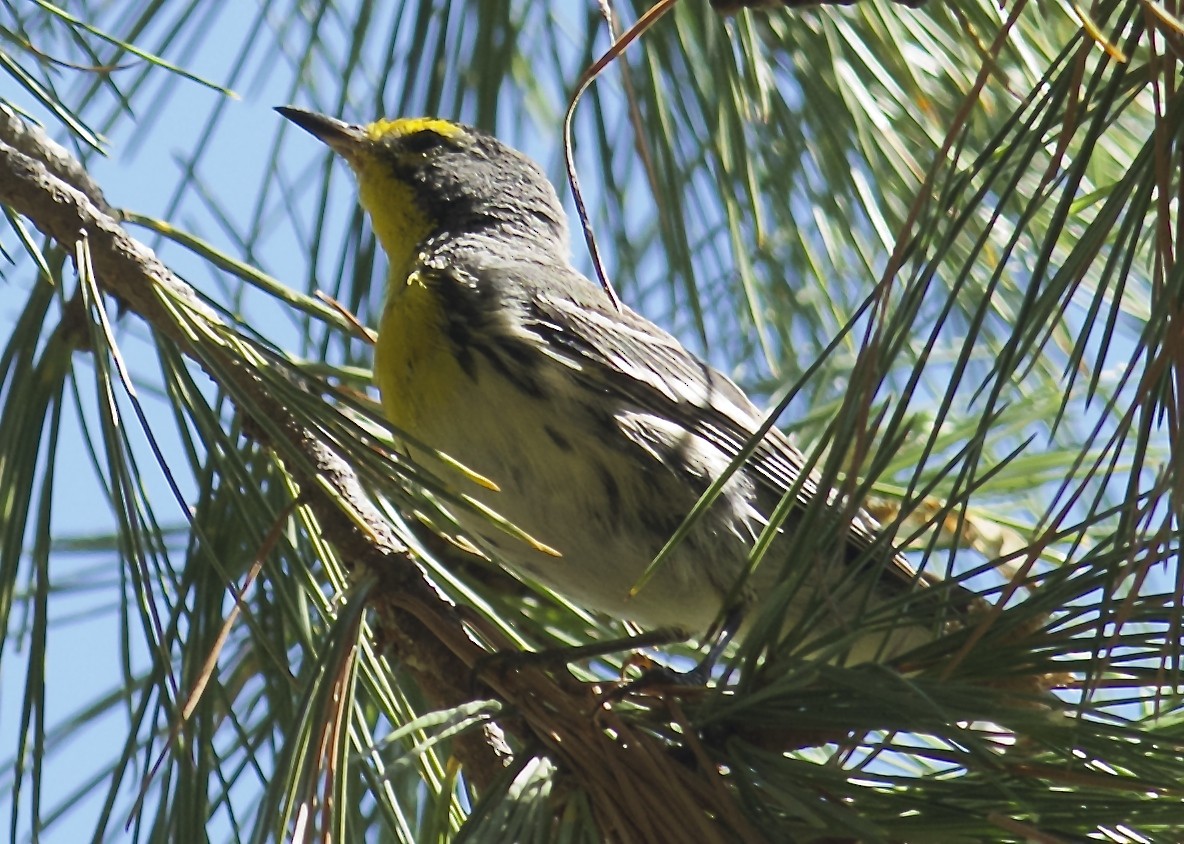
[[2, 7, 342, 837], [2, 3, 1177, 840], [0, 4, 645, 837]]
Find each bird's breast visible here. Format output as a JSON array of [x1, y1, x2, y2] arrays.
[[374, 271, 471, 431]]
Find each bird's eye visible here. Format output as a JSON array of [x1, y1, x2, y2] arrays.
[[401, 130, 447, 154]]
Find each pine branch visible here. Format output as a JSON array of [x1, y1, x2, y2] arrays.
[[0, 108, 767, 842], [0, 115, 509, 791]]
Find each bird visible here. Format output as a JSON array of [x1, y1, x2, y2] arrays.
[[277, 106, 972, 666]]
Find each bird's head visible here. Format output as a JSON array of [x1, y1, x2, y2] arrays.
[[277, 107, 568, 275]]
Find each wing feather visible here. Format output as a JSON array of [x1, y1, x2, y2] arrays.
[[523, 285, 936, 598]]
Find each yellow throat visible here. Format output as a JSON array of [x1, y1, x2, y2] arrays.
[[350, 119, 467, 434], [352, 117, 465, 281]]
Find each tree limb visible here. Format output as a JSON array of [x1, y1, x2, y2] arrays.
[[0, 116, 762, 841], [0, 127, 508, 791]]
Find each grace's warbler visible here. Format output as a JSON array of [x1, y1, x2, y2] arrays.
[[278, 106, 972, 664]]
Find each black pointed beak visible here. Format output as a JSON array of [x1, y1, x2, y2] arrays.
[[275, 106, 366, 155]]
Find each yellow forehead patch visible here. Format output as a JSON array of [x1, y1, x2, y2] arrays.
[[364, 117, 465, 142]]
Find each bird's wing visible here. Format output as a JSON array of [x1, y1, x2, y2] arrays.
[[521, 280, 938, 596]]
